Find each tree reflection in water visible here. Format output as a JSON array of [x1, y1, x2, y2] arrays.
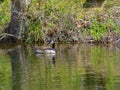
[[7, 45, 29, 90]]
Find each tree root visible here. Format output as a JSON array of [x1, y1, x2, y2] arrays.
[[0, 33, 16, 40]]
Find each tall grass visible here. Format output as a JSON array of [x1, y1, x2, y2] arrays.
[[26, 20, 42, 43]]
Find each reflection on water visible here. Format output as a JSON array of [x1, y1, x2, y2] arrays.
[[0, 44, 120, 90]]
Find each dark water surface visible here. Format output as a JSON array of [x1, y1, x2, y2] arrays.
[[0, 43, 120, 90]]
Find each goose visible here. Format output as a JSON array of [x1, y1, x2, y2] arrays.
[[34, 41, 56, 54]]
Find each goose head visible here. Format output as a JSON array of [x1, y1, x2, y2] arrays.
[[51, 40, 55, 49], [47, 40, 55, 49]]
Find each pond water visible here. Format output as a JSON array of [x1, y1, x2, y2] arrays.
[[0, 43, 120, 90]]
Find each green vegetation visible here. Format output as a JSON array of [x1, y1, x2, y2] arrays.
[[87, 12, 118, 41], [0, 0, 120, 43]]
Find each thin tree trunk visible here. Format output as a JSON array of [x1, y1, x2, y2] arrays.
[[5, 0, 31, 41]]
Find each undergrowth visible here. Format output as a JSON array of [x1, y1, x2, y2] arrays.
[[0, 0, 120, 43]]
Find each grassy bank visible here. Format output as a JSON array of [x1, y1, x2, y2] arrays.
[[0, 0, 120, 43]]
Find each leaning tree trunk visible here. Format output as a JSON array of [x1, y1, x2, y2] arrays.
[[83, 0, 105, 8], [5, 0, 31, 41]]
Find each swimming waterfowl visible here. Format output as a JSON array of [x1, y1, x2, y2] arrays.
[[34, 41, 56, 54]]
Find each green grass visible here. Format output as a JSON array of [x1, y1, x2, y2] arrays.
[[0, 0, 120, 43], [87, 12, 117, 40], [0, 0, 10, 32]]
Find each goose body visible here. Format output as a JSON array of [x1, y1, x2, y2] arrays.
[[34, 48, 55, 54], [34, 41, 56, 54]]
